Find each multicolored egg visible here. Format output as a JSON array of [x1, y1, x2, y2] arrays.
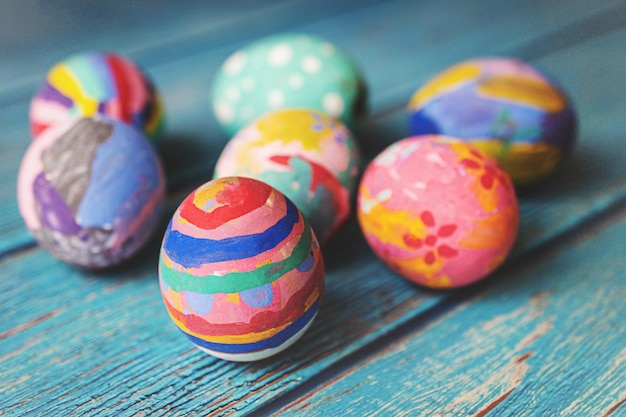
[[30, 51, 164, 142], [357, 135, 519, 288], [159, 176, 325, 361], [214, 108, 361, 244], [407, 58, 577, 185], [17, 116, 166, 268], [211, 33, 367, 136]]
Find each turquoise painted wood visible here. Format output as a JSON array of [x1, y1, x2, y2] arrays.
[[1, 1, 626, 416], [1, 0, 624, 254], [0, 0, 387, 105], [273, 210, 626, 417]]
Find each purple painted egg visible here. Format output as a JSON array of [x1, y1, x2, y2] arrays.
[[17, 116, 166, 268]]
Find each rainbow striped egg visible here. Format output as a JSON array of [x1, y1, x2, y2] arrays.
[[159, 176, 325, 361], [30, 51, 164, 142]]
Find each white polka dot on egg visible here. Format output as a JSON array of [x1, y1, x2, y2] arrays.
[[323, 92, 345, 117], [223, 52, 247, 75], [268, 90, 285, 107], [213, 100, 234, 123], [211, 33, 367, 136], [302, 56, 322, 73], [268, 43, 293, 67]]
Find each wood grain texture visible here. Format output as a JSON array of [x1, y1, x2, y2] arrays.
[[273, 206, 626, 417], [1, 0, 624, 255], [0, 0, 388, 105], [1, 1, 626, 416]]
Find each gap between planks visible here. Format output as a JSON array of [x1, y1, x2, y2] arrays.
[[0, 0, 389, 109], [365, 1, 626, 122], [246, 190, 626, 417], [2, 1, 626, 262]]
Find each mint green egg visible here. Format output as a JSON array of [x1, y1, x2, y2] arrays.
[[211, 33, 367, 136]]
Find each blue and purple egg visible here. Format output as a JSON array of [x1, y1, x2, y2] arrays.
[[17, 116, 165, 268], [407, 58, 577, 185]]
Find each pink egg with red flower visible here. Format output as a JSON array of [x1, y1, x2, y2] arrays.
[[357, 135, 519, 288]]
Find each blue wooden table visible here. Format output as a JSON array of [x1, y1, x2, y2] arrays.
[[2, 1, 626, 415]]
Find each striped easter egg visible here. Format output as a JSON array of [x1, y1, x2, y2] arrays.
[[159, 176, 325, 361], [29, 51, 164, 142]]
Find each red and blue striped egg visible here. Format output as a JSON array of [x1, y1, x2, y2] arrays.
[[159, 176, 325, 361]]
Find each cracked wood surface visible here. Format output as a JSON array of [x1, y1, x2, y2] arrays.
[[273, 212, 626, 416], [1, 1, 626, 416]]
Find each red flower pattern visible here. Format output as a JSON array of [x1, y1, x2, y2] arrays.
[[460, 149, 506, 190], [403, 211, 459, 265]]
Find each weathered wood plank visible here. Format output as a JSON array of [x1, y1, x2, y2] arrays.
[[0, 0, 388, 250], [2, 1, 626, 416], [0, 222, 436, 416], [0, 0, 388, 105], [271, 204, 626, 417], [0, 0, 623, 254]]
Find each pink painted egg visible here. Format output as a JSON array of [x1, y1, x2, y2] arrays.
[[357, 135, 519, 288]]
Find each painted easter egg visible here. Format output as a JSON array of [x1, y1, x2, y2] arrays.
[[211, 32, 367, 136], [214, 108, 361, 244], [17, 116, 165, 268], [357, 135, 519, 288], [159, 176, 325, 362], [30, 51, 164, 142], [407, 58, 577, 185]]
